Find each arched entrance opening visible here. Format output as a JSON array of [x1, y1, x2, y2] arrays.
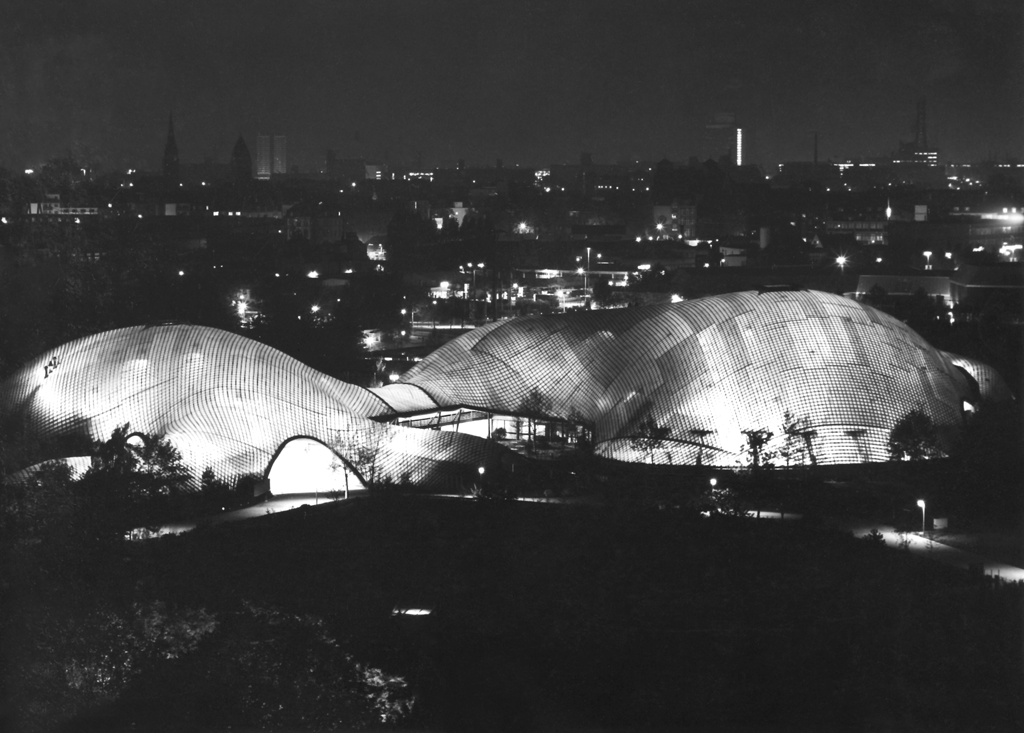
[[266, 437, 366, 497]]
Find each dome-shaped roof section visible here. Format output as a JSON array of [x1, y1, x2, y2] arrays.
[[0, 324, 506, 488], [400, 290, 976, 466], [0, 323, 390, 445]]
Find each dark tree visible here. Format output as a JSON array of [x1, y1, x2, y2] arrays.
[[77, 424, 192, 540], [888, 410, 943, 462], [741, 428, 775, 470], [779, 411, 817, 467], [629, 416, 672, 464], [517, 387, 554, 445]]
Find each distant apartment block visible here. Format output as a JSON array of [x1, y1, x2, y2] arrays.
[[826, 219, 887, 246]]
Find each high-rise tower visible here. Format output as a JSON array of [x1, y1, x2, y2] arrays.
[[162, 114, 179, 183], [256, 134, 287, 179], [256, 135, 271, 179], [704, 112, 742, 166], [914, 98, 928, 150], [272, 135, 287, 174]]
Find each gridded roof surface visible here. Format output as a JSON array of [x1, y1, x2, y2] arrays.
[[0, 291, 1001, 481], [400, 290, 979, 466], [942, 351, 1016, 404], [0, 324, 503, 488], [368, 383, 439, 414]]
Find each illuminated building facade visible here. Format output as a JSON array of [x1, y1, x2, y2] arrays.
[[255, 134, 286, 179], [0, 291, 1011, 495]]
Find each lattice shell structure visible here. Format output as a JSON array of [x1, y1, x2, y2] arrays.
[[396, 290, 991, 466], [0, 324, 503, 489], [0, 290, 1008, 485]]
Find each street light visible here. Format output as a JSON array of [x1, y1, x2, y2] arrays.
[[836, 255, 848, 270], [586, 246, 591, 296], [916, 499, 926, 533], [923, 251, 932, 270]]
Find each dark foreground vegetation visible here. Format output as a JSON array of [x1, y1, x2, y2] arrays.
[[3, 492, 1022, 732]]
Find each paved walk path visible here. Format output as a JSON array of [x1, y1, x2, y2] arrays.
[[846, 523, 1024, 582], [140, 493, 349, 538], [144, 494, 1024, 583]]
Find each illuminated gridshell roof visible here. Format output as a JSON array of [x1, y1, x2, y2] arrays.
[[0, 324, 504, 488], [397, 290, 985, 467], [943, 352, 1016, 404]]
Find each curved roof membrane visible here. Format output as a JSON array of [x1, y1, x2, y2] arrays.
[[397, 290, 997, 466], [0, 324, 503, 489], [1, 291, 1009, 485]]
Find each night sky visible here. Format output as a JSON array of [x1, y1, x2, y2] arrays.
[[1, 0, 1020, 171]]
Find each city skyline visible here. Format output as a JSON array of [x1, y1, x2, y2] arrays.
[[1, 0, 1020, 172]]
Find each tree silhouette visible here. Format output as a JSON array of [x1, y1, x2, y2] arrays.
[[331, 423, 396, 493], [629, 417, 671, 464], [741, 428, 775, 470], [779, 411, 816, 467], [517, 387, 553, 445], [77, 424, 192, 539], [888, 410, 943, 462]]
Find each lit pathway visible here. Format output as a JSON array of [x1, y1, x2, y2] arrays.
[[847, 524, 1024, 582], [136, 493, 350, 539], [140, 495, 1024, 583]]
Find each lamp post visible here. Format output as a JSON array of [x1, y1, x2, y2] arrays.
[[586, 246, 591, 296], [916, 499, 926, 533], [467, 262, 486, 320]]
